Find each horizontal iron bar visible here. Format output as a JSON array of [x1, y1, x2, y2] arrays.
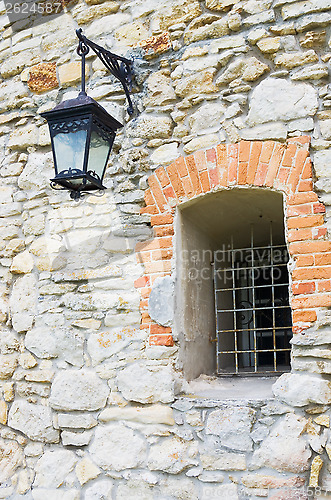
[[216, 263, 288, 272], [216, 370, 291, 376], [214, 325, 292, 334], [217, 348, 291, 354], [216, 244, 288, 252], [215, 283, 289, 292], [217, 305, 291, 313]]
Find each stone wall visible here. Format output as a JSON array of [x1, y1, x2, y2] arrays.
[[1, 0, 331, 498]]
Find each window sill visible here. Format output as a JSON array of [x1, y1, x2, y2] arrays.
[[182, 374, 278, 402]]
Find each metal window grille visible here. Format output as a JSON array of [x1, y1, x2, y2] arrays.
[[213, 226, 292, 375]]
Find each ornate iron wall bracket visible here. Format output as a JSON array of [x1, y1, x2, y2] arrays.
[[76, 28, 134, 115]]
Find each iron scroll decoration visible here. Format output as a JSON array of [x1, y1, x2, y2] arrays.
[[76, 28, 134, 116], [41, 29, 134, 200]]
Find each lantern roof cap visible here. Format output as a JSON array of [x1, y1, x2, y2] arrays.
[[41, 91, 123, 130]]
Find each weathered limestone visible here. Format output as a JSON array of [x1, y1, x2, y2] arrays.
[[273, 373, 331, 406], [10, 250, 34, 274], [9, 274, 37, 332], [25, 327, 84, 367], [206, 406, 255, 451], [148, 275, 174, 326], [309, 455, 323, 487], [251, 413, 311, 473], [117, 363, 175, 403], [87, 330, 130, 366], [8, 125, 39, 150], [314, 149, 331, 178], [148, 437, 198, 473], [57, 413, 97, 430], [150, 143, 180, 166], [17, 152, 51, 192], [27, 62, 59, 92], [175, 69, 218, 97], [58, 62, 90, 87], [247, 78, 318, 125], [75, 2, 120, 25], [274, 49, 319, 68], [151, 0, 202, 31], [34, 450, 77, 488], [291, 63, 329, 80], [85, 480, 113, 500], [282, 0, 331, 20], [115, 22, 149, 46], [127, 115, 173, 139], [206, 0, 241, 10], [116, 480, 155, 500], [216, 57, 269, 85], [145, 71, 176, 106], [0, 438, 23, 482], [0, 401, 8, 424], [49, 370, 109, 411], [99, 404, 175, 425], [0, 354, 18, 379], [184, 19, 229, 44], [8, 401, 59, 443], [61, 430, 93, 446], [75, 457, 101, 486], [90, 423, 147, 471], [240, 122, 288, 140]]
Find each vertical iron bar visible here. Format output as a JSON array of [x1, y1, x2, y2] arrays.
[[251, 225, 257, 372], [270, 222, 277, 372], [213, 260, 219, 374], [231, 236, 238, 374]]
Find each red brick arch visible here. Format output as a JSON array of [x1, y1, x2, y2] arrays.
[[135, 137, 331, 347]]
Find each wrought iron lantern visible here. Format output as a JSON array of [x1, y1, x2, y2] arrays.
[[41, 29, 134, 200]]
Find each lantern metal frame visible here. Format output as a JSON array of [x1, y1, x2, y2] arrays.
[[40, 29, 134, 200]]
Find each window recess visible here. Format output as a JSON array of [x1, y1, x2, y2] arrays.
[[213, 225, 292, 376]]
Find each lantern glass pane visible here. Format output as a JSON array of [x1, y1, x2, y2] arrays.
[[53, 129, 88, 181], [87, 131, 111, 181]]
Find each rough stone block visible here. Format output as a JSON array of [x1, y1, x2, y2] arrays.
[[10, 250, 34, 274], [75, 457, 101, 486], [99, 404, 175, 425], [127, 115, 173, 139], [148, 437, 198, 473], [27, 62, 58, 92], [49, 370, 109, 411], [58, 62, 89, 87], [201, 451, 247, 471], [137, 32, 172, 59], [175, 69, 218, 97], [247, 78, 318, 125], [0, 438, 23, 482], [272, 372, 331, 406], [115, 22, 149, 46], [61, 430, 93, 446], [206, 406, 255, 451], [8, 125, 39, 150], [117, 362, 175, 403], [8, 401, 59, 443], [90, 423, 147, 471], [148, 275, 174, 326], [251, 413, 311, 473], [34, 449, 77, 487]]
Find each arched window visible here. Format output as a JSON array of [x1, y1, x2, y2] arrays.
[[176, 188, 292, 380]]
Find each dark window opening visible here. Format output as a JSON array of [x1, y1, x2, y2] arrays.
[[214, 225, 292, 375]]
